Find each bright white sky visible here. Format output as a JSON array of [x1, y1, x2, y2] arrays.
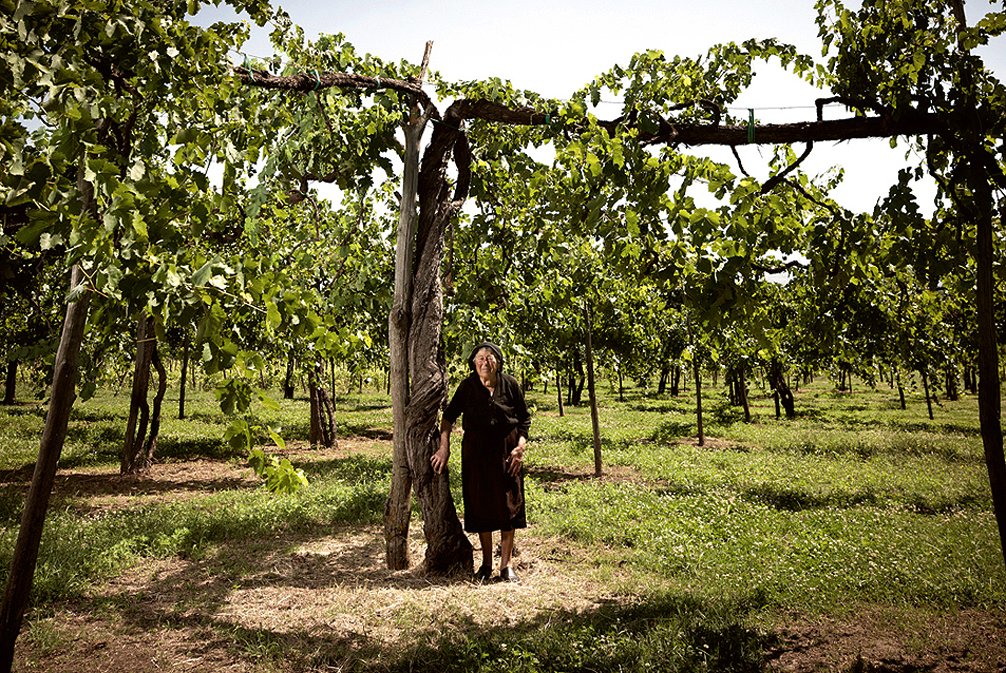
[[200, 0, 1006, 215]]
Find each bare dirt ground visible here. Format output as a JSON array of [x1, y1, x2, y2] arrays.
[[11, 440, 1006, 673]]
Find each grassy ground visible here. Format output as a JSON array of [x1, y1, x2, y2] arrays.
[[0, 374, 1004, 672]]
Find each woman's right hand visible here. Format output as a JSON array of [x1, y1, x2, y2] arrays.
[[431, 446, 450, 474]]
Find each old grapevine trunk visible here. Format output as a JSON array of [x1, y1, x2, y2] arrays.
[[405, 110, 473, 574], [383, 119, 423, 571]]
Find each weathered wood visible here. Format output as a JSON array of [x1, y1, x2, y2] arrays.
[[383, 44, 433, 571], [384, 122, 421, 570], [406, 99, 473, 574], [236, 67, 948, 152]]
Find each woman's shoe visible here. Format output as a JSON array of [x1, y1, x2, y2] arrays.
[[473, 564, 493, 584], [499, 567, 520, 583]]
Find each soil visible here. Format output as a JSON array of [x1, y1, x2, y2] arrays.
[[10, 440, 1006, 673]]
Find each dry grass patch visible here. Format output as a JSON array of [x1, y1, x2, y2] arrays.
[[15, 522, 634, 672]]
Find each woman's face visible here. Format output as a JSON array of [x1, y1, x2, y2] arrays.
[[474, 348, 498, 378]]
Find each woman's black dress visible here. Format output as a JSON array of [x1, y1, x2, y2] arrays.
[[443, 372, 531, 533]]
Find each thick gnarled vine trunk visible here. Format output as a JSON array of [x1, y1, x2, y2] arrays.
[[404, 106, 474, 574]]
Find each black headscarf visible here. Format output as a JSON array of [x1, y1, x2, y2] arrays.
[[467, 341, 504, 373]]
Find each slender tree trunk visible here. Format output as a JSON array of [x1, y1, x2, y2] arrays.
[[309, 377, 321, 446], [330, 357, 336, 399], [140, 349, 167, 468], [0, 263, 91, 669], [671, 366, 681, 396], [121, 316, 157, 475], [694, 356, 705, 446], [617, 367, 624, 402], [773, 390, 781, 419], [945, 361, 959, 401], [896, 370, 907, 410], [555, 367, 564, 418], [178, 345, 188, 420], [283, 350, 296, 400], [584, 306, 603, 477], [2, 361, 15, 406], [739, 366, 751, 423], [571, 350, 585, 406], [566, 362, 573, 406], [922, 368, 935, 421]]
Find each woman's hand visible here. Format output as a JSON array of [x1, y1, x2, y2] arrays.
[[431, 446, 450, 474], [432, 418, 453, 475], [507, 443, 525, 477]]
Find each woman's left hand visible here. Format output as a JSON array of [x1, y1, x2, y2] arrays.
[[507, 445, 525, 477]]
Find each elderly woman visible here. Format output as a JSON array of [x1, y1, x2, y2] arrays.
[[430, 342, 531, 583]]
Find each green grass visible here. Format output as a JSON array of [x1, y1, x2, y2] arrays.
[[1, 373, 1004, 671]]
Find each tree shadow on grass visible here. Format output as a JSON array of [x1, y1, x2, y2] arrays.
[[153, 436, 236, 462], [526, 466, 598, 490], [50, 472, 255, 502], [735, 483, 986, 515], [340, 424, 394, 441], [78, 525, 772, 673], [0, 403, 46, 417], [297, 454, 391, 483], [650, 419, 700, 443]]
